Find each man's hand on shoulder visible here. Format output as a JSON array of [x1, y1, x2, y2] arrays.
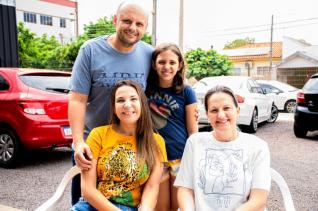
[[74, 141, 93, 171]]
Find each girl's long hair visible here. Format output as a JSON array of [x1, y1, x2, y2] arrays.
[[146, 43, 185, 96], [110, 80, 159, 169]]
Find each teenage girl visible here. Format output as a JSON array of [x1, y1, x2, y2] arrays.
[[146, 43, 198, 211]]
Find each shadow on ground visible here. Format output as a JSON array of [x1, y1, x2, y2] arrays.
[[14, 147, 72, 168]]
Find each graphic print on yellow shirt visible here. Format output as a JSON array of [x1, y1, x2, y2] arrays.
[[97, 141, 149, 207], [86, 125, 167, 207]]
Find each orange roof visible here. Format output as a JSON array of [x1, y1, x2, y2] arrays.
[[40, 0, 77, 8], [225, 42, 282, 62]]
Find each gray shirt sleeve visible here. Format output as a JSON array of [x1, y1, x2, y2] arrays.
[[70, 44, 92, 95]]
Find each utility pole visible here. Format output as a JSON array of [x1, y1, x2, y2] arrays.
[[179, 0, 184, 53], [75, 0, 79, 37], [269, 15, 274, 74], [152, 0, 157, 46]]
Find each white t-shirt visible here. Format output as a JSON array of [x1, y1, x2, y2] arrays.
[[174, 132, 271, 211]]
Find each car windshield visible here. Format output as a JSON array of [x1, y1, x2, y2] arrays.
[[303, 78, 318, 91], [19, 74, 70, 94]]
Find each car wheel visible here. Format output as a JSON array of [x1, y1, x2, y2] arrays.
[[267, 104, 278, 123], [293, 123, 307, 138], [246, 108, 258, 133], [284, 100, 296, 113], [0, 127, 20, 168]]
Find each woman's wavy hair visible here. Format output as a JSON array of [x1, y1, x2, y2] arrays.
[[146, 43, 185, 96], [109, 80, 159, 169]]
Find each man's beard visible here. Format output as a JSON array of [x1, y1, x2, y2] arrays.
[[117, 31, 140, 47]]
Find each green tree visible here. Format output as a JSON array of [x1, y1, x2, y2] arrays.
[[224, 37, 255, 49], [18, 22, 60, 68], [82, 16, 151, 44], [52, 16, 152, 70], [18, 16, 152, 70], [83, 17, 116, 39], [185, 48, 232, 80]]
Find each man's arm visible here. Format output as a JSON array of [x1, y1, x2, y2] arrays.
[[68, 91, 92, 170]]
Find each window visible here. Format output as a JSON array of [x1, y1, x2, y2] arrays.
[[257, 66, 270, 75], [23, 12, 37, 23], [259, 84, 282, 94], [231, 68, 241, 75], [248, 79, 263, 94], [40, 15, 53, 26], [60, 18, 66, 28], [19, 74, 70, 94], [0, 75, 10, 91]]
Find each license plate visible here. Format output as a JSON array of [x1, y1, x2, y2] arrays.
[[63, 126, 72, 136]]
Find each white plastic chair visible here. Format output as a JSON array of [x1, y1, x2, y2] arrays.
[[270, 168, 296, 211], [35, 167, 296, 211], [35, 166, 81, 211]]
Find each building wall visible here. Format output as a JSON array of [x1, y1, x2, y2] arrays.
[[278, 56, 318, 68], [282, 37, 309, 59], [15, 0, 77, 44], [277, 67, 318, 88], [230, 59, 281, 80]]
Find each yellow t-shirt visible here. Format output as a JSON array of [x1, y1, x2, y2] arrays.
[[86, 125, 167, 207]]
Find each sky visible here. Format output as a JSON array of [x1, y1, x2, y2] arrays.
[[77, 0, 318, 51]]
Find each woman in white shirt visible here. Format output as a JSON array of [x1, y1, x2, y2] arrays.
[[174, 85, 271, 211]]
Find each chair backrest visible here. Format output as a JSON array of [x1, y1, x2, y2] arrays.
[[35, 167, 296, 211], [270, 168, 296, 211], [35, 166, 81, 211]]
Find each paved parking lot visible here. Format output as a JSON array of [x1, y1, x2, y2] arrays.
[[0, 113, 317, 211]]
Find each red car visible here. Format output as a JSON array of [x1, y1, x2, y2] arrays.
[[0, 68, 72, 167]]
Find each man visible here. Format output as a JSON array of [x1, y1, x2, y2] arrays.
[[68, 1, 153, 204]]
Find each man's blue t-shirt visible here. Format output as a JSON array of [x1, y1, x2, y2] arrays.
[[148, 85, 197, 160], [70, 35, 153, 139]]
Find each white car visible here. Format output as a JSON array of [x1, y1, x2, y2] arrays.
[[257, 80, 299, 113], [193, 76, 278, 133]]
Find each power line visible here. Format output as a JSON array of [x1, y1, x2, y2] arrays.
[[204, 21, 318, 37], [202, 16, 318, 34]]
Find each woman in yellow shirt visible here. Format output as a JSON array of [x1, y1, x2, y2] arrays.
[[71, 80, 167, 211]]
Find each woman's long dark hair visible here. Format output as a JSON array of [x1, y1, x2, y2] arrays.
[[146, 43, 185, 96], [110, 80, 160, 169]]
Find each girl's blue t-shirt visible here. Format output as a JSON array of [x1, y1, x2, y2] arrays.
[[148, 85, 197, 160]]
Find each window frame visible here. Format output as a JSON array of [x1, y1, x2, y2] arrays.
[[23, 12, 37, 24], [40, 15, 53, 26]]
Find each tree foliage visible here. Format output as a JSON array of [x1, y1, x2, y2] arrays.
[[18, 22, 61, 68], [224, 37, 255, 49], [185, 48, 233, 80], [18, 16, 152, 70]]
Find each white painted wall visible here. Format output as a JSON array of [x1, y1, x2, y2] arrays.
[[16, 0, 77, 44], [282, 36, 310, 59], [231, 60, 280, 76], [279, 56, 318, 68]]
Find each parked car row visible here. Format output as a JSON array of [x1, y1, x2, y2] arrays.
[[0, 68, 72, 168], [1, 67, 316, 168], [193, 76, 278, 133]]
